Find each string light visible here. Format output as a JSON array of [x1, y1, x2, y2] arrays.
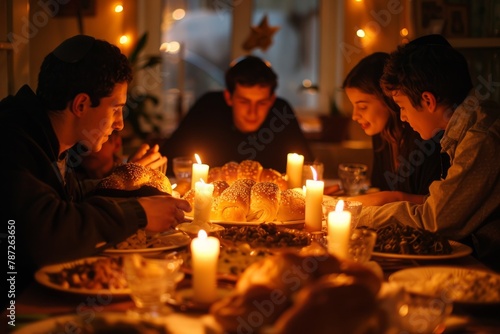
[[119, 35, 129, 45], [400, 28, 409, 37], [172, 8, 186, 20], [356, 29, 366, 38]]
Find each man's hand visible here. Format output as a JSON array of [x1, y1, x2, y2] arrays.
[[137, 196, 191, 232]]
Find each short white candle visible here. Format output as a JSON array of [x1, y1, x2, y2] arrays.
[[190, 230, 220, 303], [287, 153, 304, 189], [305, 167, 324, 231], [193, 180, 214, 224], [191, 153, 209, 189], [327, 200, 351, 259]]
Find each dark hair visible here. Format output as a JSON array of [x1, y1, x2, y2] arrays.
[[225, 55, 277, 94], [381, 37, 472, 109], [36, 35, 133, 111], [342, 52, 403, 151]]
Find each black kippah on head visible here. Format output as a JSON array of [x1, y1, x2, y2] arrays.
[[51, 35, 96, 63]]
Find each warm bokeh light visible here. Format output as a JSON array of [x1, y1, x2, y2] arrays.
[[400, 28, 409, 37], [356, 29, 366, 38], [159, 41, 181, 53], [172, 8, 186, 20], [114, 4, 123, 13], [302, 79, 312, 88], [119, 35, 129, 45]]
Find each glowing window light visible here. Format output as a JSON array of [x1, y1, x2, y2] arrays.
[[172, 8, 186, 20], [400, 28, 409, 37], [114, 4, 123, 13], [356, 29, 366, 38], [119, 35, 129, 45]]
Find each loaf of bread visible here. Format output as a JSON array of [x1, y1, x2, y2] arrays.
[[237, 160, 263, 181], [220, 161, 239, 185], [210, 252, 384, 333], [272, 274, 383, 334], [96, 163, 172, 194], [246, 182, 281, 222], [209, 160, 287, 189], [276, 189, 306, 221], [182, 180, 305, 222], [212, 179, 253, 221], [259, 167, 288, 191]]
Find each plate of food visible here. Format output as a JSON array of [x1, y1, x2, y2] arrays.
[[389, 266, 500, 307], [35, 257, 130, 296], [35, 256, 185, 296], [370, 224, 472, 260], [104, 229, 191, 254], [181, 243, 275, 282], [12, 312, 170, 334]]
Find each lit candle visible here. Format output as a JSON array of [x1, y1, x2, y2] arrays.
[[191, 153, 209, 189], [190, 230, 220, 303], [305, 166, 324, 231], [287, 153, 304, 189], [327, 200, 351, 259], [193, 180, 214, 224]]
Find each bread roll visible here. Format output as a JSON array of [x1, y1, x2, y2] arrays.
[[259, 168, 287, 191], [210, 284, 291, 333], [237, 160, 263, 182], [97, 163, 172, 194], [247, 182, 281, 222], [207, 167, 221, 183], [220, 161, 239, 185], [276, 189, 306, 221], [272, 274, 383, 334], [213, 179, 253, 221]]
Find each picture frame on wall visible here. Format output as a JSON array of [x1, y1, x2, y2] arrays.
[[445, 4, 469, 37], [415, 0, 445, 36]]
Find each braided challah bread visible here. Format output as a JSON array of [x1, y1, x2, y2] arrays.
[[183, 180, 305, 222], [208, 160, 287, 191]]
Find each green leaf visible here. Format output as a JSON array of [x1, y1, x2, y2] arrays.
[[128, 32, 149, 65]]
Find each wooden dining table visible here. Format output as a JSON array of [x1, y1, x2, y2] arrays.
[[6, 246, 500, 334]]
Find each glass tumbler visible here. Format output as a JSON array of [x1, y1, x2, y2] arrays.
[[123, 253, 183, 317], [338, 163, 368, 196]]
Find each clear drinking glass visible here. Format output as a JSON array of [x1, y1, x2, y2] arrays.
[[348, 228, 377, 263], [338, 163, 368, 196], [123, 253, 183, 317], [322, 199, 363, 228], [172, 156, 193, 182]]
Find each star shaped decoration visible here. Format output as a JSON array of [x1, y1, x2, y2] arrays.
[[242, 15, 280, 52]]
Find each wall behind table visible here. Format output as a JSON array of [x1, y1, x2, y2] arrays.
[[28, 0, 137, 89]]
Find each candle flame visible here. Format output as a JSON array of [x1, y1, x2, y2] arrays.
[[194, 153, 202, 164], [172, 183, 177, 189], [310, 166, 318, 181], [335, 200, 344, 212], [198, 229, 207, 239], [199, 178, 205, 184]]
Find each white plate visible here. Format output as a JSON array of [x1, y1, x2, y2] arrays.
[[104, 231, 191, 254], [35, 257, 130, 296], [371, 240, 472, 260], [13, 312, 168, 334], [389, 266, 500, 306]]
